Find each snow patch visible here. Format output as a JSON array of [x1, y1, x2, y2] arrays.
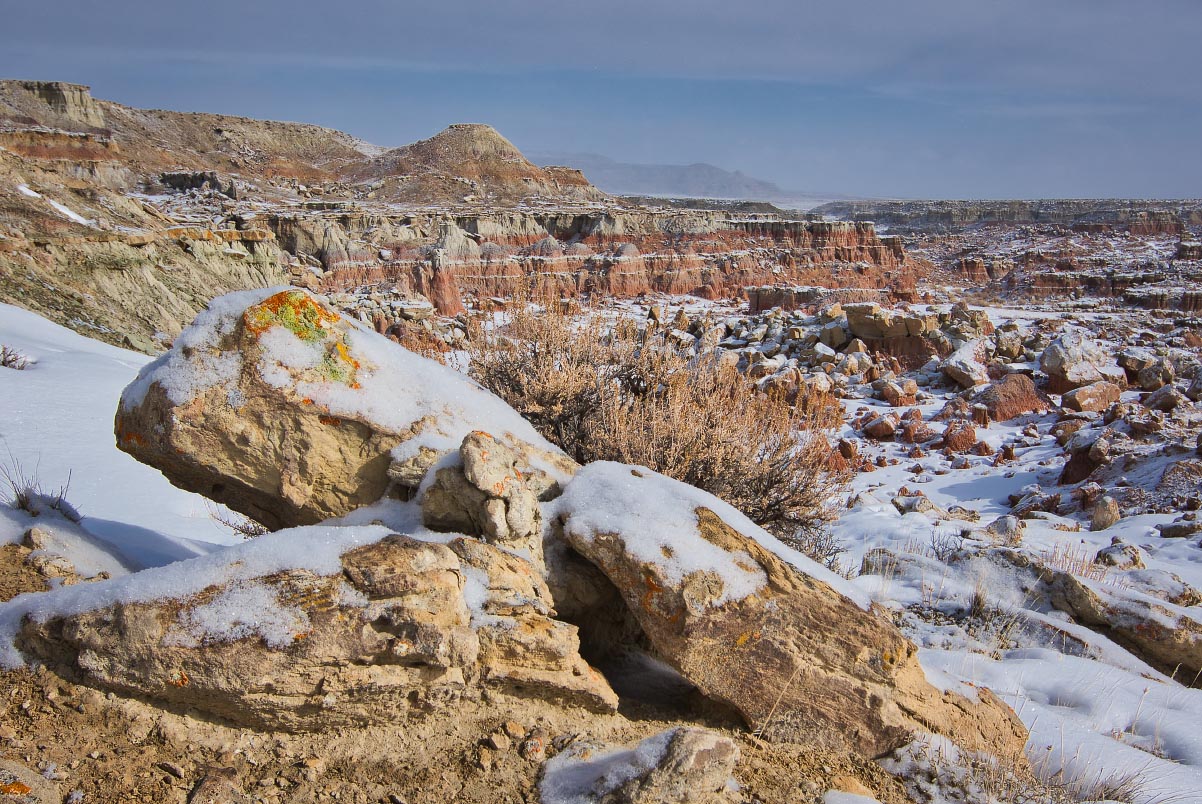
[[539, 729, 676, 804]]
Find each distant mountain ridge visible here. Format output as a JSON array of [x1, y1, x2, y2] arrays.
[[530, 151, 792, 201]]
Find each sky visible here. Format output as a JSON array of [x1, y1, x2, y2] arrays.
[[1, 0, 1199, 199]]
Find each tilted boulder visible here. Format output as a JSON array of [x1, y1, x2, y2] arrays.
[[14, 527, 617, 730], [994, 550, 1202, 682], [552, 463, 1028, 760], [940, 341, 989, 388], [115, 288, 565, 529]]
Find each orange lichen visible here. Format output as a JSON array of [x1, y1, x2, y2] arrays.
[[0, 782, 31, 795], [243, 290, 340, 342], [318, 415, 343, 426], [168, 669, 189, 687]]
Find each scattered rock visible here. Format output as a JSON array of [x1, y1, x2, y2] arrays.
[[1095, 539, 1144, 570], [1061, 381, 1122, 413], [966, 372, 1052, 420], [1089, 496, 1121, 531], [1144, 384, 1186, 412], [1157, 519, 1202, 539], [862, 413, 899, 441], [940, 341, 989, 388], [1040, 332, 1125, 393], [941, 420, 977, 454], [984, 516, 1024, 545]]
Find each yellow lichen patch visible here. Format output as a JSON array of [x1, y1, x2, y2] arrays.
[[244, 290, 341, 342], [0, 781, 31, 796]]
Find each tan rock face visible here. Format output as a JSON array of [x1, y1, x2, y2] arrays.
[[554, 464, 1028, 760], [17, 532, 617, 731], [115, 289, 563, 529]]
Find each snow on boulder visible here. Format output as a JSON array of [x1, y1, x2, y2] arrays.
[[5, 520, 617, 729], [1039, 331, 1126, 394], [939, 340, 989, 388], [115, 288, 566, 529], [550, 462, 1028, 760]]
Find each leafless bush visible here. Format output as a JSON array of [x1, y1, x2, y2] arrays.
[[0, 459, 80, 522], [1, 345, 30, 370], [207, 502, 269, 539], [466, 299, 850, 566]]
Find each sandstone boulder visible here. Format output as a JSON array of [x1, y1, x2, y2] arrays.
[[1061, 381, 1122, 413], [15, 528, 617, 730], [1089, 495, 1121, 531], [1040, 332, 1125, 393], [553, 463, 1027, 759], [940, 341, 988, 388], [941, 420, 977, 454], [970, 374, 1049, 421], [115, 288, 568, 529]]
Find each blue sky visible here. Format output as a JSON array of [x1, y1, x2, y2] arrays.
[[2, 0, 1198, 198]]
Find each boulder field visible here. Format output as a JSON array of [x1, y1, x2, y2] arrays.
[[3, 290, 1029, 800]]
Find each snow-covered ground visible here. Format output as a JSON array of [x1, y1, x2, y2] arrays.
[[2, 294, 1202, 802], [0, 302, 240, 568]]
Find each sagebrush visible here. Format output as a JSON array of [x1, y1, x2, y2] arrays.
[[466, 299, 849, 566]]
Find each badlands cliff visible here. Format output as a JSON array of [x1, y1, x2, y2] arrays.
[[0, 80, 917, 350]]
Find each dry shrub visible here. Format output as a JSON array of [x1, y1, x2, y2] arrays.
[[467, 300, 850, 566], [1, 344, 30, 370]]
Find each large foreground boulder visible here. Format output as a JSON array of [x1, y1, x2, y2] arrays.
[[552, 463, 1028, 760], [13, 525, 617, 730], [116, 288, 568, 529]]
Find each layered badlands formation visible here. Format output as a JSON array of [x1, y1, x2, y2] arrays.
[[0, 80, 918, 349], [276, 208, 911, 314]]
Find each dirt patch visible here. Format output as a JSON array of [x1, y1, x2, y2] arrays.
[[0, 544, 50, 601]]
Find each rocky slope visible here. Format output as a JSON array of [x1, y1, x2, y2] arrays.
[[0, 289, 1035, 803]]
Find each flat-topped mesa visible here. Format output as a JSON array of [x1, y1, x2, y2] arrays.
[[266, 210, 914, 312], [0, 80, 107, 129]]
